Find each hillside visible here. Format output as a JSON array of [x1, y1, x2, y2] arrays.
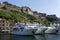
[[0, 2, 50, 26]]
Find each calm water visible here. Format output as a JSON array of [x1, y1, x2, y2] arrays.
[[0, 34, 60, 40]]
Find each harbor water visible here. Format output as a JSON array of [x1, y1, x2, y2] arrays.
[[0, 34, 60, 40]]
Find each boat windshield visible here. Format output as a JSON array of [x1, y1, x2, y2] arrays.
[[13, 28, 19, 31]]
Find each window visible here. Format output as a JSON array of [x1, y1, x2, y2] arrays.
[[13, 28, 19, 31], [25, 9, 28, 12], [20, 27, 24, 31]]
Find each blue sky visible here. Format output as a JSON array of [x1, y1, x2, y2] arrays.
[[0, 0, 60, 17]]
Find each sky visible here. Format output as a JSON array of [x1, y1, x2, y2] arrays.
[[0, 0, 60, 17]]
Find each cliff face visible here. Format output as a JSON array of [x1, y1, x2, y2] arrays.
[[0, 2, 35, 15], [0, 2, 53, 26]]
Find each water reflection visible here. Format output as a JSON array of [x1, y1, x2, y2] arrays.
[[11, 35, 36, 40], [35, 34, 60, 40], [0, 34, 60, 40], [0, 34, 11, 40], [34, 35, 46, 40]]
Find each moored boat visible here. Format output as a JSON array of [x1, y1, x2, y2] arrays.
[[27, 23, 47, 34], [35, 26, 47, 34], [55, 25, 60, 34], [45, 27, 57, 34], [10, 23, 37, 35]]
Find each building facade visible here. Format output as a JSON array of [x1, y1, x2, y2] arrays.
[[0, 18, 10, 33]]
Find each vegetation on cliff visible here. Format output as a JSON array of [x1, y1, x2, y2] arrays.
[[0, 2, 50, 26]]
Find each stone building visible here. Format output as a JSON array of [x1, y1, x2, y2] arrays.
[[33, 11, 46, 19], [47, 15, 57, 19], [21, 6, 34, 15], [0, 2, 5, 9], [37, 13, 46, 19], [33, 11, 38, 17], [0, 18, 10, 33]]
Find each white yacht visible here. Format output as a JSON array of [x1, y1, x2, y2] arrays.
[[50, 23, 60, 34], [53, 23, 60, 31], [26, 23, 47, 34], [57, 31, 60, 34], [55, 24, 60, 34], [10, 23, 37, 35], [35, 26, 47, 34], [28, 23, 47, 34], [45, 26, 57, 34]]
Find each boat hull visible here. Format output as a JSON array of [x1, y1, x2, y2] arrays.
[[35, 27, 47, 34], [45, 27, 56, 34], [57, 30, 60, 34], [10, 29, 37, 35]]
